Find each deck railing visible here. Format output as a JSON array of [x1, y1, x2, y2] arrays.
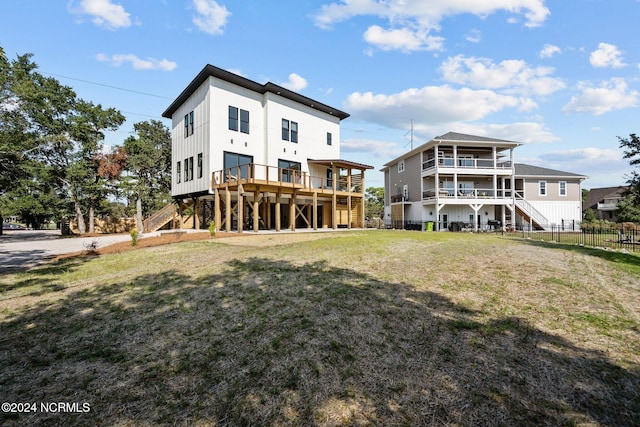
[[212, 163, 363, 193], [422, 158, 512, 171], [422, 187, 512, 200]]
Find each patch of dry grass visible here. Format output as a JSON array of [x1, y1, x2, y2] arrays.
[[1, 230, 639, 426]]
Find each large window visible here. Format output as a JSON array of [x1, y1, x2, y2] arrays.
[[183, 157, 194, 182], [278, 159, 301, 183], [223, 151, 253, 181]]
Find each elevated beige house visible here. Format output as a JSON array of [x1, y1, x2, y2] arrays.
[[382, 132, 587, 231]]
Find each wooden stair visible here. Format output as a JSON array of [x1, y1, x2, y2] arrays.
[[143, 203, 178, 233]]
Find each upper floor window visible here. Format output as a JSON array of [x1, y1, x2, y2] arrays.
[[229, 106, 249, 134], [327, 132, 332, 146], [282, 119, 298, 142], [184, 111, 194, 137], [197, 153, 203, 179], [229, 106, 238, 131], [539, 180, 547, 196], [398, 160, 405, 173], [559, 181, 567, 196], [176, 161, 181, 184]]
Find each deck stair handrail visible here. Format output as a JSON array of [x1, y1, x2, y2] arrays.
[[143, 202, 178, 233], [515, 193, 549, 230]]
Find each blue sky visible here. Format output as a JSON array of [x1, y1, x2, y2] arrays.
[[1, 0, 639, 189]]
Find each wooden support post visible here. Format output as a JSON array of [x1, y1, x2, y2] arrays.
[[214, 189, 221, 232], [360, 169, 366, 228], [253, 188, 259, 232], [265, 192, 271, 230], [347, 194, 352, 229], [332, 164, 337, 229], [193, 197, 199, 229], [289, 192, 296, 231], [237, 186, 244, 233], [225, 188, 231, 232], [275, 191, 281, 232], [178, 201, 184, 229], [313, 191, 318, 230]]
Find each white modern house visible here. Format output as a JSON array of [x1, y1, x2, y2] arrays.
[[382, 132, 587, 231], [155, 64, 372, 233]]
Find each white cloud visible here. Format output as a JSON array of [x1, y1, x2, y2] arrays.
[[539, 44, 561, 58], [313, 0, 549, 52], [439, 55, 565, 96], [465, 29, 482, 44], [562, 78, 638, 115], [363, 25, 444, 52], [344, 85, 523, 128], [69, 0, 132, 30], [192, 0, 230, 35], [96, 53, 177, 71], [589, 42, 626, 68], [280, 73, 308, 91]]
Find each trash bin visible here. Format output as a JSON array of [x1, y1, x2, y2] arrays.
[[425, 221, 434, 231]]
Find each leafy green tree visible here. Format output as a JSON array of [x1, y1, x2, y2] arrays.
[[122, 120, 172, 231], [582, 208, 596, 223], [618, 133, 640, 223], [365, 187, 384, 219]]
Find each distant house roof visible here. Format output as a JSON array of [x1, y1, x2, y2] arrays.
[[162, 64, 350, 120], [381, 131, 522, 170], [583, 186, 627, 211], [513, 163, 587, 179], [434, 131, 518, 144]]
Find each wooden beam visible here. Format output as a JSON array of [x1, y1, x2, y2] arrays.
[[238, 186, 244, 233]]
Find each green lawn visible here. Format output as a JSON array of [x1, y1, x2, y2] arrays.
[[1, 230, 639, 426]]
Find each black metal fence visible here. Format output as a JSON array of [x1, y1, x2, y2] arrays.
[[519, 225, 639, 252]]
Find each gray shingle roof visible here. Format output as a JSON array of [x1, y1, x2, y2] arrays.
[[434, 132, 517, 144], [514, 163, 586, 178]]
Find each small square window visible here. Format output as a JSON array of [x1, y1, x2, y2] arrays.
[[539, 180, 547, 196], [398, 160, 405, 173], [559, 181, 567, 196]]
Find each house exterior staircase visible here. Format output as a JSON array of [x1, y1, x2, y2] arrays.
[[143, 203, 178, 233], [515, 195, 549, 230]]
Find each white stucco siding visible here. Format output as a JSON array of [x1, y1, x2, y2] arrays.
[[209, 78, 266, 175], [171, 82, 210, 197], [264, 93, 341, 175]]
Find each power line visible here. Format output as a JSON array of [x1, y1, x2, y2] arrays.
[[41, 71, 173, 100]]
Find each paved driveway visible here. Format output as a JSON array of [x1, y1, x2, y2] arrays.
[[0, 230, 142, 271]]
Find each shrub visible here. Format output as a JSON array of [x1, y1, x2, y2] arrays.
[[208, 221, 216, 236], [130, 229, 139, 246]]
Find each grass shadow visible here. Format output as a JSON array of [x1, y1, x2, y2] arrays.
[[0, 257, 638, 425]]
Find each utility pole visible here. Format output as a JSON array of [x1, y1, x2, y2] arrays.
[[403, 119, 414, 150]]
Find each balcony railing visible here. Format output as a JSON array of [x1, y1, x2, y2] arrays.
[[212, 163, 363, 194], [422, 158, 512, 171], [597, 202, 618, 211], [422, 187, 512, 200]]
